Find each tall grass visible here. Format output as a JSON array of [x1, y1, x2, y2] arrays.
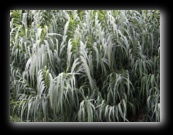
[[10, 10, 160, 122]]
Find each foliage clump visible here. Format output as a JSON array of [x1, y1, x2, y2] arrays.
[[10, 10, 160, 122]]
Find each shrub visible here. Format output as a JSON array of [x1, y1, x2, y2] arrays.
[[10, 10, 160, 122]]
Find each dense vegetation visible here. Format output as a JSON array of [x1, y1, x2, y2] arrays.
[[10, 10, 160, 122]]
